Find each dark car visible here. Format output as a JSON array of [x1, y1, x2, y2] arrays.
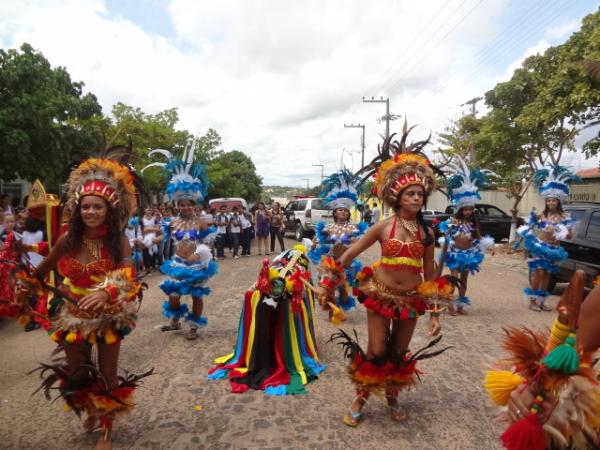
[[422, 203, 525, 241], [548, 202, 600, 291]]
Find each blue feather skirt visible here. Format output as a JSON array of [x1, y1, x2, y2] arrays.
[[523, 234, 567, 274], [159, 257, 218, 297], [445, 246, 484, 274]]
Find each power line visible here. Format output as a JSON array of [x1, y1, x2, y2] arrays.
[[363, 0, 453, 97], [441, 0, 568, 88], [384, 0, 486, 95]]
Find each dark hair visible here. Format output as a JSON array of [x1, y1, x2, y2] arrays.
[[64, 198, 122, 263], [543, 199, 563, 217], [454, 206, 481, 238], [24, 216, 44, 233], [394, 186, 434, 246], [333, 207, 350, 223]]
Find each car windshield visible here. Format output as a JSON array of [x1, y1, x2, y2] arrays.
[[486, 206, 506, 217], [296, 200, 307, 210], [585, 211, 600, 242], [565, 208, 586, 235]]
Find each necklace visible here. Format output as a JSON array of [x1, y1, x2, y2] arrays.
[[83, 236, 103, 260], [399, 217, 419, 236]]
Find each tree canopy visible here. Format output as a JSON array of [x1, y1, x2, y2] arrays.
[[0, 43, 104, 185]]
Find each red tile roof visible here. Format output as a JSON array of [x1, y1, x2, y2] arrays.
[[576, 167, 600, 179]]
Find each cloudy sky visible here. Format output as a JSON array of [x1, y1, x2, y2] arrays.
[[1, 0, 598, 186]]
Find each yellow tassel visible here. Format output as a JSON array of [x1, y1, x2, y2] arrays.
[[65, 331, 77, 344], [285, 278, 295, 293], [88, 333, 97, 345], [484, 370, 524, 406], [17, 315, 30, 326], [103, 329, 117, 345], [268, 268, 279, 281], [50, 331, 59, 342]]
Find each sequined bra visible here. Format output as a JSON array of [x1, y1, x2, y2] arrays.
[[57, 244, 114, 296], [380, 217, 424, 272]]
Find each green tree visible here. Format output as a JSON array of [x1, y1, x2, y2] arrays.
[[0, 43, 104, 185], [207, 150, 263, 202]]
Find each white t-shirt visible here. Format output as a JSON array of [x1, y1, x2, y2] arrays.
[[372, 207, 381, 223], [21, 230, 44, 267], [230, 215, 241, 233], [239, 214, 252, 230], [215, 213, 229, 234]]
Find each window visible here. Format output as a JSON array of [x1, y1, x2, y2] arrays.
[[585, 212, 600, 242], [565, 209, 586, 235], [287, 202, 297, 212], [486, 206, 506, 217], [311, 199, 328, 210], [296, 200, 307, 211]]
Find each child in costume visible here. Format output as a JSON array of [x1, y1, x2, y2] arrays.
[[208, 240, 326, 395], [320, 122, 454, 427], [0, 213, 21, 318], [143, 141, 218, 340], [517, 165, 578, 311], [484, 270, 600, 450], [438, 157, 494, 314], [12, 145, 149, 450], [308, 169, 367, 321]]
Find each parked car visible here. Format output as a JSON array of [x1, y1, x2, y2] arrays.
[[536, 202, 600, 292], [209, 197, 247, 210], [283, 198, 333, 241], [422, 203, 525, 241]]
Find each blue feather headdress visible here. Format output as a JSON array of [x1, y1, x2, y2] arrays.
[[142, 138, 208, 204], [533, 165, 580, 201], [320, 169, 361, 210], [446, 157, 493, 210]]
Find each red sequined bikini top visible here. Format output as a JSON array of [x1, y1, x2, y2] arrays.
[[380, 217, 424, 272], [57, 244, 114, 289]]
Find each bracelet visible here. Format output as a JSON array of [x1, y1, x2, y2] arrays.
[[429, 311, 440, 318], [103, 285, 120, 304]]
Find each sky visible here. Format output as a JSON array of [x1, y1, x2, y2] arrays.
[[1, 0, 598, 187]]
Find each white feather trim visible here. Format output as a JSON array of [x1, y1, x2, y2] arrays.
[[478, 236, 495, 252], [263, 297, 278, 309], [553, 223, 568, 240]]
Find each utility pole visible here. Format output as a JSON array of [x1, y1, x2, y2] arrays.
[[303, 178, 310, 195], [312, 163, 324, 181], [461, 97, 483, 164], [344, 123, 366, 169], [363, 96, 390, 139]]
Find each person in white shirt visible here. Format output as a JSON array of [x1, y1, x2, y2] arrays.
[[214, 206, 229, 259], [239, 207, 253, 256], [230, 207, 242, 258], [371, 202, 381, 225]]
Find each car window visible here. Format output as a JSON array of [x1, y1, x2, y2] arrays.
[[287, 202, 297, 212], [296, 200, 307, 211], [486, 206, 506, 217], [564, 208, 586, 235], [311, 199, 329, 210], [585, 211, 600, 242], [475, 205, 486, 216]]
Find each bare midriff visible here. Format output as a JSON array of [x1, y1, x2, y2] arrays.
[[375, 265, 422, 292]]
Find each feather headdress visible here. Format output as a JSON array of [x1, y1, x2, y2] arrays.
[[446, 156, 493, 210], [142, 138, 208, 204], [533, 165, 580, 202], [66, 140, 146, 226], [320, 169, 361, 210], [353, 119, 441, 208]]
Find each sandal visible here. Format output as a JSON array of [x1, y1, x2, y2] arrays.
[[160, 319, 181, 332], [186, 326, 198, 340], [388, 404, 407, 421], [539, 303, 552, 312], [528, 301, 542, 312], [343, 395, 367, 427]]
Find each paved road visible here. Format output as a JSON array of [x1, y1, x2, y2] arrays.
[[0, 239, 560, 450]]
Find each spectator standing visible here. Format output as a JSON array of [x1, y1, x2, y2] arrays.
[[230, 207, 242, 258], [1, 194, 13, 215], [214, 206, 229, 259], [239, 206, 253, 256], [269, 202, 285, 254], [362, 205, 373, 226], [371, 202, 381, 225], [254, 202, 270, 255]]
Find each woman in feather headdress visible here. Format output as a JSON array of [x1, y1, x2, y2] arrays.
[[319, 121, 454, 427], [12, 144, 149, 450], [517, 165, 578, 312], [309, 169, 367, 321], [438, 156, 495, 315], [143, 139, 218, 340]]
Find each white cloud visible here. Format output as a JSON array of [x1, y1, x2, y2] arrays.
[[1, 0, 591, 187]]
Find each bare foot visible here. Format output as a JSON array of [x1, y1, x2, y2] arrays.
[[386, 397, 407, 421], [83, 415, 96, 433], [94, 429, 112, 450], [457, 308, 468, 316]]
